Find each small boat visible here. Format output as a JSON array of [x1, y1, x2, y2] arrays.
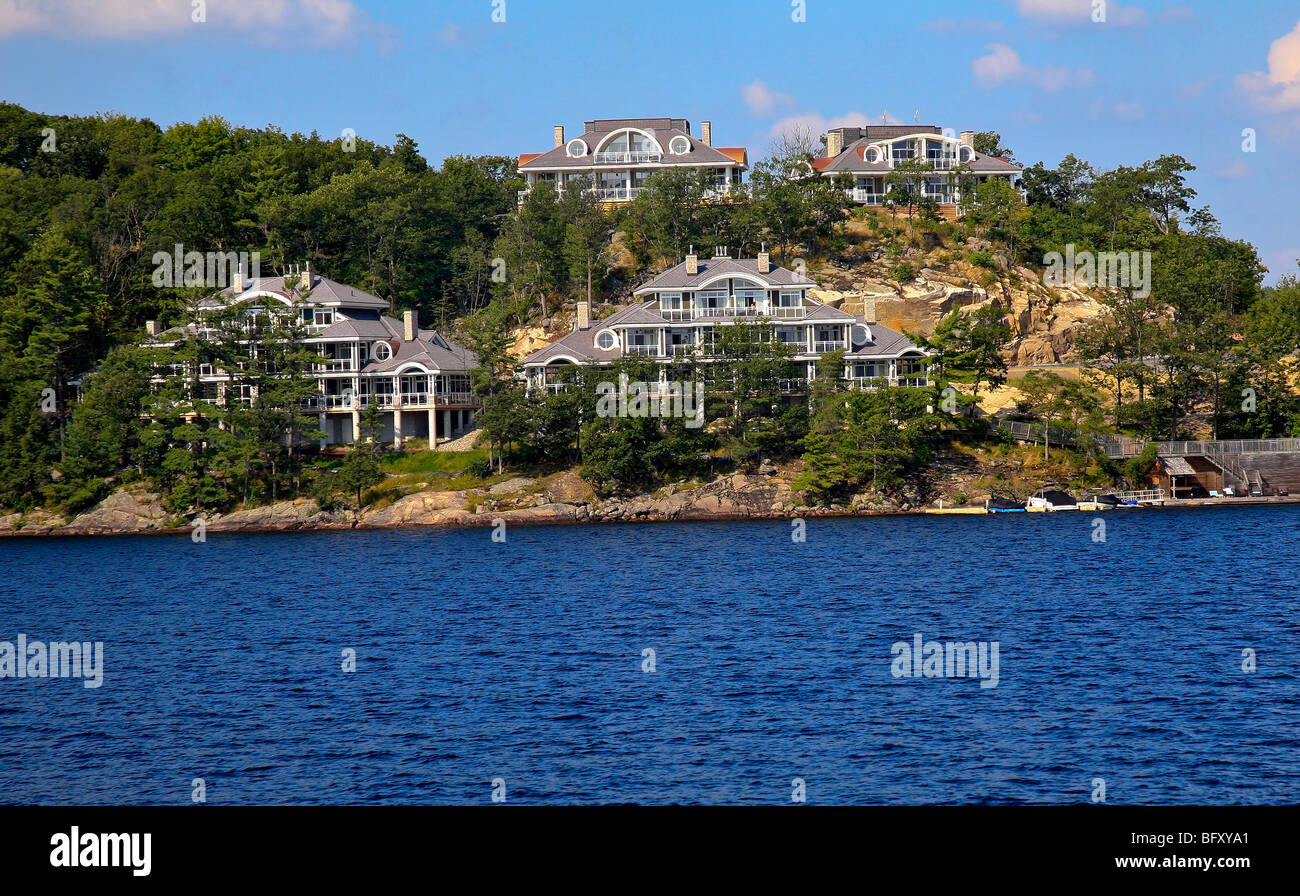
[[986, 497, 1026, 513], [1077, 490, 1123, 511], [1026, 486, 1079, 511]]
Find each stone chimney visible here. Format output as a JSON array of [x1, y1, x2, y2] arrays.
[[701, 120, 712, 147], [301, 260, 311, 290], [403, 309, 417, 342], [554, 125, 565, 148], [233, 261, 245, 292], [862, 296, 877, 323], [826, 129, 843, 158], [576, 301, 590, 330], [757, 247, 770, 274], [145, 320, 160, 337], [960, 130, 975, 148], [685, 248, 698, 276]]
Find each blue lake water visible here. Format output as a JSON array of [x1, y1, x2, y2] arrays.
[[1, 507, 1297, 805]]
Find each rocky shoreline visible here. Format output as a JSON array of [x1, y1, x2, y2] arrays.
[[0, 471, 914, 538]]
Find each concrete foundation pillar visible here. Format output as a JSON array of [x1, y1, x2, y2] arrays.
[[318, 412, 327, 449], [394, 408, 403, 448], [428, 408, 437, 449], [351, 409, 361, 445]]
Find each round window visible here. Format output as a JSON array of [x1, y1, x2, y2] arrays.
[[595, 331, 616, 351], [669, 135, 690, 155], [566, 139, 587, 158], [372, 341, 392, 361], [852, 324, 872, 345], [864, 146, 883, 164], [959, 144, 975, 163]]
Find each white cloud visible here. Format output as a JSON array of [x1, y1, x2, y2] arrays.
[[1216, 159, 1251, 178], [768, 110, 898, 141], [740, 81, 795, 117], [1009, 0, 1147, 26], [0, 0, 385, 44], [1237, 21, 1300, 111], [973, 43, 1095, 91]]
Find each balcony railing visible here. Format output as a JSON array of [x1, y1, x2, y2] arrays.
[[312, 359, 354, 372], [661, 308, 692, 321], [625, 344, 660, 357], [593, 150, 661, 165], [777, 378, 809, 393], [846, 188, 884, 204], [589, 187, 643, 201], [437, 391, 479, 406], [813, 340, 847, 352]]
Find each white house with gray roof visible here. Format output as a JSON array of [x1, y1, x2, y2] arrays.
[[814, 125, 1021, 217], [518, 118, 748, 203], [521, 250, 931, 393], [143, 263, 479, 448]]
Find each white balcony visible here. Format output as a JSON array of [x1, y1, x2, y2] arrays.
[[625, 344, 660, 357], [593, 150, 661, 165], [814, 340, 847, 352]]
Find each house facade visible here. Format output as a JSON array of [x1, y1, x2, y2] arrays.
[[521, 251, 931, 393], [518, 118, 748, 203], [814, 125, 1021, 217], [143, 264, 479, 448]]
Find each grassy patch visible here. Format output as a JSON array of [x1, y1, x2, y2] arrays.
[[380, 449, 488, 476]]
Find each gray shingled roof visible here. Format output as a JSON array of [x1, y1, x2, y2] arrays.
[[634, 257, 816, 292], [219, 273, 391, 309], [521, 118, 744, 170], [521, 305, 928, 366], [846, 322, 925, 358], [822, 135, 1021, 176]]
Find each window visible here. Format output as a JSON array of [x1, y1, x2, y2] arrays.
[[669, 135, 690, 155], [778, 290, 802, 307], [852, 324, 872, 346], [372, 341, 392, 362], [891, 142, 914, 162], [566, 138, 587, 157], [864, 145, 883, 164], [595, 330, 617, 351], [313, 308, 334, 326]]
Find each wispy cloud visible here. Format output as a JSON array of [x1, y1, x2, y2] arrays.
[[1007, 0, 1147, 26], [1237, 21, 1300, 111], [768, 110, 897, 141], [740, 81, 795, 117], [0, 0, 390, 45], [973, 43, 1095, 91], [1216, 159, 1252, 178]]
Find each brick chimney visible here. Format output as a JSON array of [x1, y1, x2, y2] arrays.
[[826, 129, 843, 158], [554, 125, 564, 148], [701, 120, 712, 147], [403, 309, 417, 342], [301, 260, 311, 290], [685, 247, 698, 276], [576, 301, 590, 330], [757, 246, 770, 274]]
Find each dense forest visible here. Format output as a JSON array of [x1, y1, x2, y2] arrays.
[[0, 102, 1297, 516]]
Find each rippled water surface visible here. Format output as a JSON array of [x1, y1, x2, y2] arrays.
[[1, 506, 1297, 804]]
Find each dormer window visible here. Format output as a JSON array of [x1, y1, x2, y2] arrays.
[[669, 135, 690, 155], [566, 138, 588, 158], [372, 341, 392, 362], [595, 330, 617, 351], [313, 308, 334, 326]]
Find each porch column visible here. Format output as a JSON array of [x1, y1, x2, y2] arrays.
[[350, 409, 361, 444], [318, 412, 328, 449], [394, 408, 403, 448], [428, 408, 437, 449]]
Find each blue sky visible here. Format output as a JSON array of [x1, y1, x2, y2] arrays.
[[2, 0, 1299, 282]]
